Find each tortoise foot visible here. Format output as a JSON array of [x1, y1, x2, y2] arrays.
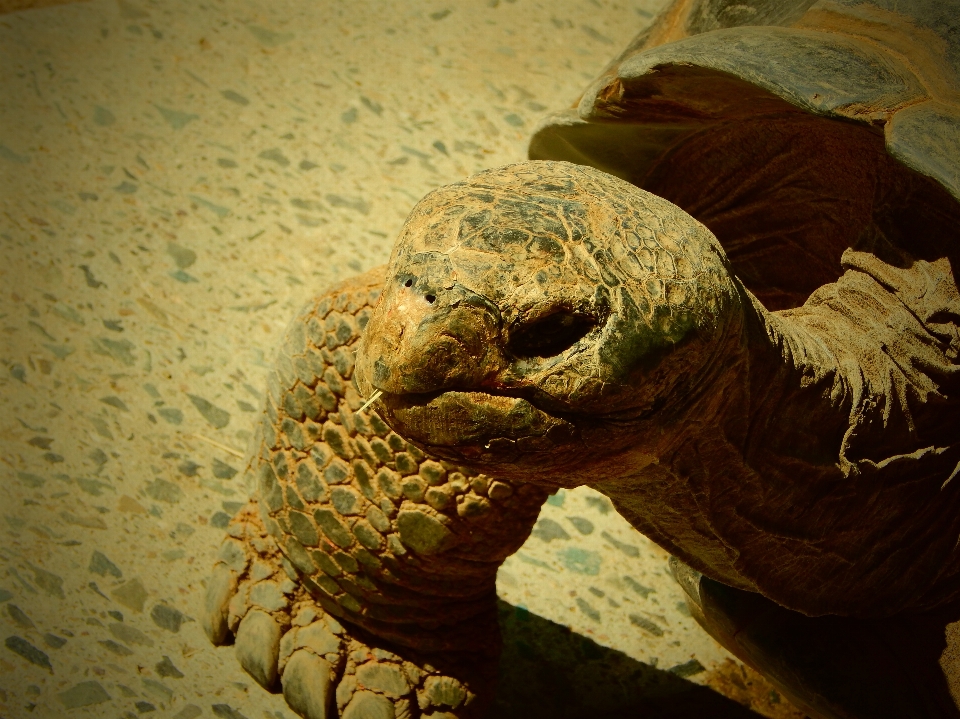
[[203, 501, 495, 719], [670, 558, 960, 719]]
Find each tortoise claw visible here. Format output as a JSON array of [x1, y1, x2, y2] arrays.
[[235, 608, 282, 690], [341, 690, 399, 719], [202, 564, 238, 646], [282, 650, 336, 719]]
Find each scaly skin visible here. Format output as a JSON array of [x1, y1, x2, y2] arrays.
[[202, 267, 549, 719]]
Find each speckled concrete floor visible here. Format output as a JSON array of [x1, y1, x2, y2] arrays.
[[0, 1, 805, 717]]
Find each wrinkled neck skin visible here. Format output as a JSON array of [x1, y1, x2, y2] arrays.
[[594, 281, 853, 592], [600, 281, 847, 491], [739, 290, 851, 465]]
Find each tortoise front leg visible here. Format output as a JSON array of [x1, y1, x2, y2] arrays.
[[201, 268, 549, 719]]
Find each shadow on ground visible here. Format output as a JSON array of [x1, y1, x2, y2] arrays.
[[489, 600, 767, 719]]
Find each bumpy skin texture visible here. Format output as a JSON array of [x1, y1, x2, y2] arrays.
[[355, 160, 960, 620], [203, 268, 548, 719]]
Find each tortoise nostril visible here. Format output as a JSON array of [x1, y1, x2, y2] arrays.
[[508, 310, 596, 358], [425, 294, 436, 304], [373, 357, 391, 384]]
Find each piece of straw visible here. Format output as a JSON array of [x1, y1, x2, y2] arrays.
[[187, 432, 245, 459], [357, 389, 383, 414]]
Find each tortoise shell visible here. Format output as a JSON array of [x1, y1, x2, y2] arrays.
[[530, 0, 960, 310]]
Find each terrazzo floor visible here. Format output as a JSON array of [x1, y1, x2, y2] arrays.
[[0, 1, 806, 717]]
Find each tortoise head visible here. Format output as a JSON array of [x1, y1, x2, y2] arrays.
[[355, 160, 743, 485]]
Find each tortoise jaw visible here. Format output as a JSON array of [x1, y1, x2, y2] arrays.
[[375, 388, 579, 468]]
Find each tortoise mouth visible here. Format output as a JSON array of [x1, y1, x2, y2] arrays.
[[375, 388, 579, 463]]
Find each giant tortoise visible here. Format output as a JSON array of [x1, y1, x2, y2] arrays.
[[202, 1, 960, 717]]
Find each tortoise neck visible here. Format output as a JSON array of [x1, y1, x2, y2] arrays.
[[733, 285, 850, 467], [646, 282, 849, 475]]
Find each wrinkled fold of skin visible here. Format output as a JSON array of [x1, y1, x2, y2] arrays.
[[356, 160, 960, 620]]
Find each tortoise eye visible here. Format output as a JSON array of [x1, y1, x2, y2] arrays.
[[404, 278, 413, 288], [508, 310, 596, 358]]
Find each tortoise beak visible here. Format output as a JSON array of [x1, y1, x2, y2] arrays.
[[355, 268, 579, 462], [355, 271, 505, 397], [376, 389, 577, 451]]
